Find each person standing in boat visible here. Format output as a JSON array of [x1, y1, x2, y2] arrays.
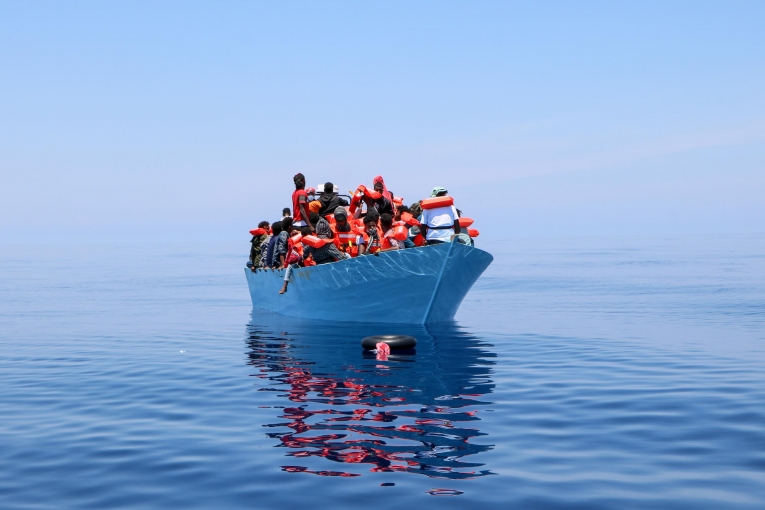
[[360, 175, 395, 216], [420, 187, 461, 245], [292, 173, 311, 230], [318, 182, 349, 216]]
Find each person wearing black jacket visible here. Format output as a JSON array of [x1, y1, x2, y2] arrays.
[[317, 182, 349, 216]]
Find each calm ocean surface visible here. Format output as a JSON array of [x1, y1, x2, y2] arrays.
[[1, 236, 764, 509]]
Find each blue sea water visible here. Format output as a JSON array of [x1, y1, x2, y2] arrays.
[[1, 236, 764, 509]]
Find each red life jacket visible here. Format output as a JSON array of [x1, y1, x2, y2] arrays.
[[458, 217, 474, 228], [380, 229, 398, 250], [249, 227, 267, 236], [334, 228, 357, 253], [399, 212, 420, 227], [392, 221, 408, 241], [467, 228, 480, 237], [302, 235, 329, 249], [420, 196, 454, 209]]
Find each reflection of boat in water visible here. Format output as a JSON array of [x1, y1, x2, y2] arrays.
[[245, 310, 496, 479], [245, 242, 493, 323]]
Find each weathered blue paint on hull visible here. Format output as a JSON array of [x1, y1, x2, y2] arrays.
[[244, 242, 493, 324]]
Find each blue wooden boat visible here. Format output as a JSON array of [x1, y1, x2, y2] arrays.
[[245, 241, 493, 323]]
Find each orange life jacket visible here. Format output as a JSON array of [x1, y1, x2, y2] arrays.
[[458, 217, 474, 228], [380, 229, 398, 250], [360, 231, 381, 254], [420, 196, 454, 209], [392, 221, 408, 241], [359, 184, 382, 200], [399, 212, 420, 227], [249, 227, 267, 236], [467, 228, 480, 237], [334, 228, 357, 253], [302, 235, 329, 249], [413, 233, 425, 246]]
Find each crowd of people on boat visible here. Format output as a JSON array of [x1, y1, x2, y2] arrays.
[[247, 173, 479, 294]]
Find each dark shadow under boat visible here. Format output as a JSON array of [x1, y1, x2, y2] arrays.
[[245, 310, 497, 479]]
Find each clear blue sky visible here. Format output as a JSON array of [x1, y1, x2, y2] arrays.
[[1, 1, 763, 242]]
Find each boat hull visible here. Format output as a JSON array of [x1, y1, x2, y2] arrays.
[[245, 242, 493, 324]]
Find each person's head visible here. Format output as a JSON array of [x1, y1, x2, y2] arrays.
[[293, 173, 305, 190], [309, 212, 320, 226], [258, 220, 270, 230], [373, 175, 385, 193], [409, 202, 422, 217], [271, 221, 283, 236], [300, 226, 312, 237], [324, 182, 334, 194], [363, 214, 377, 231], [374, 181, 383, 193], [308, 200, 322, 214], [394, 205, 410, 221], [333, 206, 348, 227], [366, 207, 380, 222], [281, 217, 293, 232], [431, 186, 448, 197], [380, 213, 393, 231], [282, 208, 291, 217]]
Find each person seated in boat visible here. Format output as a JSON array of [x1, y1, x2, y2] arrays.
[[393, 206, 417, 249], [264, 220, 282, 268], [292, 173, 311, 229], [420, 187, 460, 246], [332, 206, 356, 255], [279, 226, 308, 295], [379, 213, 402, 251], [247, 221, 270, 271], [357, 214, 381, 256], [308, 213, 349, 265], [318, 182, 349, 216], [272, 218, 292, 268]]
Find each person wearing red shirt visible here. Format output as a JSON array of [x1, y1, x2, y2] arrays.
[[292, 173, 311, 229]]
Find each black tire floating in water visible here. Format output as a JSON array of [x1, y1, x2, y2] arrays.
[[361, 335, 417, 350]]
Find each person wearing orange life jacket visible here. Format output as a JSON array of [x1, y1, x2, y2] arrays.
[[379, 213, 402, 251], [332, 206, 357, 255], [357, 213, 382, 256], [420, 186, 460, 246]]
